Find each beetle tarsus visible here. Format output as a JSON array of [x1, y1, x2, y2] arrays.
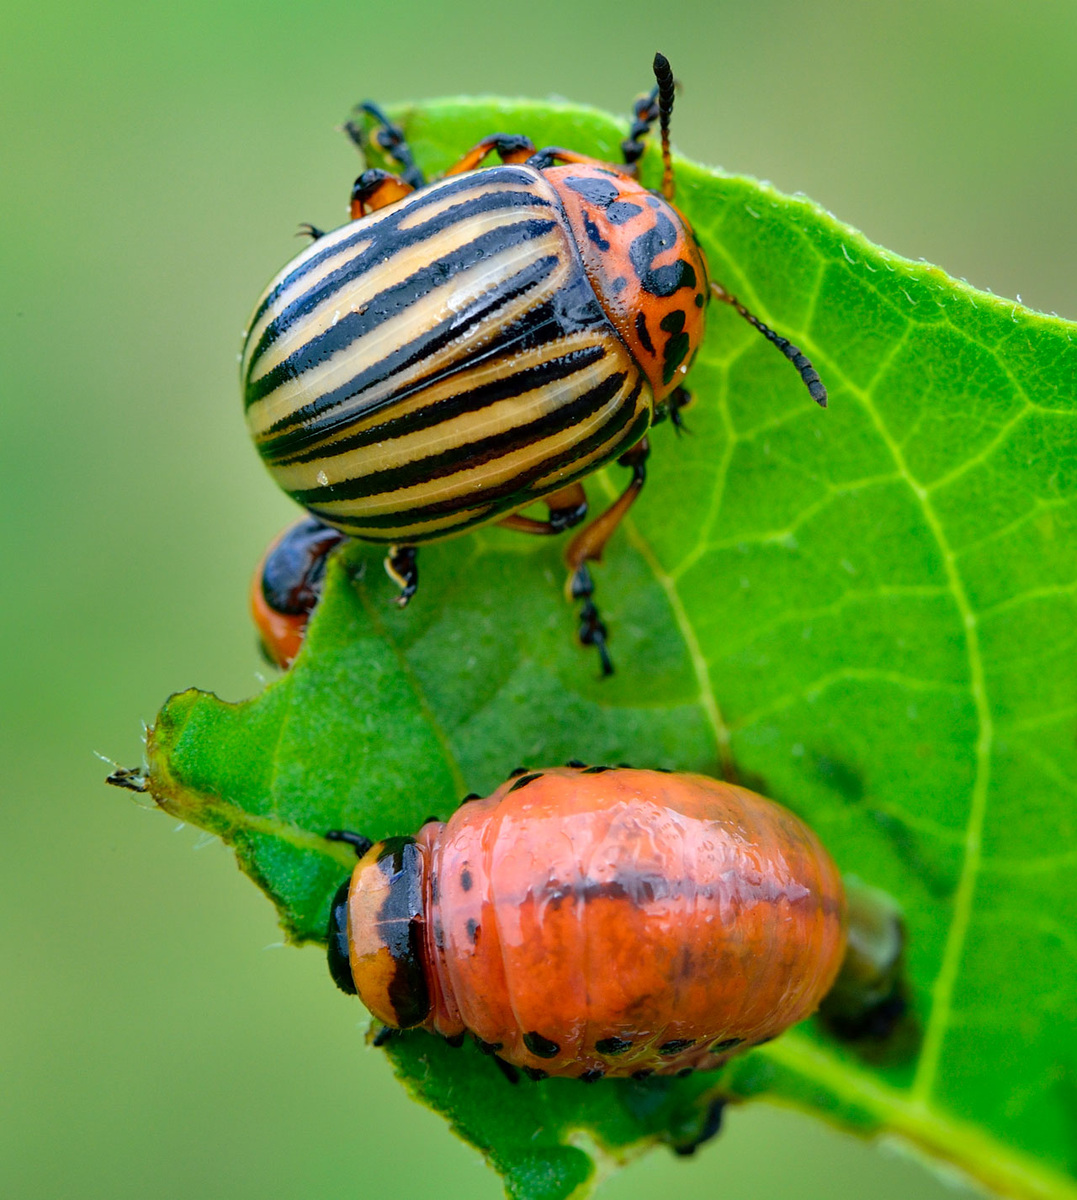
[[572, 565, 614, 676], [385, 545, 419, 607]]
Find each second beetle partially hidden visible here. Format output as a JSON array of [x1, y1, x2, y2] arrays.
[[245, 55, 827, 675]]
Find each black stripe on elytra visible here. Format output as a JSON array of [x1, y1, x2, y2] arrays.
[[246, 218, 558, 407], [268, 344, 606, 468], [255, 256, 566, 456], [246, 168, 548, 340], [628, 210, 696, 298], [290, 369, 629, 505], [373, 836, 430, 1028], [249, 189, 556, 368], [314, 380, 645, 535]]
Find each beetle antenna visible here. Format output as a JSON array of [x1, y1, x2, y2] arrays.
[[652, 52, 676, 201], [710, 282, 828, 407]]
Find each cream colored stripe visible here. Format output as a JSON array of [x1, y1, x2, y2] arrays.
[[246, 229, 571, 439]]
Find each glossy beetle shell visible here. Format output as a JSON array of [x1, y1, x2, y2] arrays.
[[241, 163, 705, 547], [337, 766, 847, 1079]]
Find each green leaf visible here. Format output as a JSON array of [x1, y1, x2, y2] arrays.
[[132, 98, 1077, 1200]]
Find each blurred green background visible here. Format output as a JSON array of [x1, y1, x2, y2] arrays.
[[3, 1, 1074, 1196]]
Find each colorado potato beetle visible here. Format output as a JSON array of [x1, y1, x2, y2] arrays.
[[325, 764, 886, 1082], [245, 55, 827, 673]]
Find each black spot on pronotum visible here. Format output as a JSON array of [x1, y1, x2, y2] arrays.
[[522, 1066, 549, 1081], [583, 211, 610, 251], [595, 1036, 633, 1055], [660, 309, 690, 385], [606, 200, 642, 224], [465, 918, 480, 944], [660, 311, 685, 334], [563, 176, 619, 207], [460, 868, 473, 892], [629, 212, 696, 297], [326, 880, 356, 995], [635, 311, 655, 354], [659, 1039, 696, 1055], [508, 772, 542, 793], [579, 1068, 605, 1083], [710, 1037, 743, 1053], [523, 1031, 561, 1059]]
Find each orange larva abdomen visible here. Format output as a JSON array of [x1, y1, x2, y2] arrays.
[[415, 767, 846, 1078]]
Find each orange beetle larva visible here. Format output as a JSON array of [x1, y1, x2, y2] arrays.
[[326, 765, 849, 1081]]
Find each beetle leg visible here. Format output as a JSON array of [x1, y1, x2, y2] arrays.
[[385, 544, 419, 607], [497, 483, 588, 535], [351, 168, 415, 219], [297, 222, 327, 242], [344, 101, 425, 188], [445, 134, 537, 175], [562, 439, 650, 677], [652, 385, 693, 436]]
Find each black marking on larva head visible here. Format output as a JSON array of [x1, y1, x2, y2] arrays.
[[522, 1066, 549, 1082], [629, 211, 696, 298], [595, 1036, 633, 1056], [474, 1036, 504, 1055], [631, 1068, 655, 1080], [373, 837, 430, 1028], [523, 1031, 561, 1059], [581, 764, 613, 774], [460, 868, 473, 892], [443, 1031, 466, 1048], [508, 766, 529, 778], [711, 1037, 743, 1053], [326, 880, 357, 995], [579, 1068, 605, 1083], [465, 918, 480, 945], [659, 1039, 696, 1056], [635, 311, 655, 355], [493, 1057, 520, 1085], [565, 759, 588, 769], [508, 772, 542, 793], [583, 211, 611, 252], [372, 1025, 396, 1047]]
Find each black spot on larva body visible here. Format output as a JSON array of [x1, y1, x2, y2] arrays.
[[523, 1031, 561, 1059], [522, 1066, 549, 1081], [595, 1036, 633, 1055], [422, 813, 440, 825], [676, 1067, 695, 1078], [444, 1031, 465, 1048], [493, 1057, 520, 1085], [582, 764, 612, 774], [579, 1068, 605, 1083], [460, 868, 473, 892], [631, 1068, 655, 1079], [566, 759, 588, 769], [635, 311, 655, 355], [465, 918, 480, 944], [460, 792, 482, 803], [508, 766, 528, 778], [474, 1036, 503, 1055], [508, 772, 542, 793], [711, 1037, 743, 1053], [583, 212, 610, 251], [606, 200, 642, 224], [659, 1039, 696, 1056]]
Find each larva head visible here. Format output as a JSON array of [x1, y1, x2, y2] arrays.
[[545, 164, 709, 403], [326, 836, 431, 1028]]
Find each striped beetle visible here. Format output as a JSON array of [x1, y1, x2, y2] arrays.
[[245, 55, 827, 674]]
